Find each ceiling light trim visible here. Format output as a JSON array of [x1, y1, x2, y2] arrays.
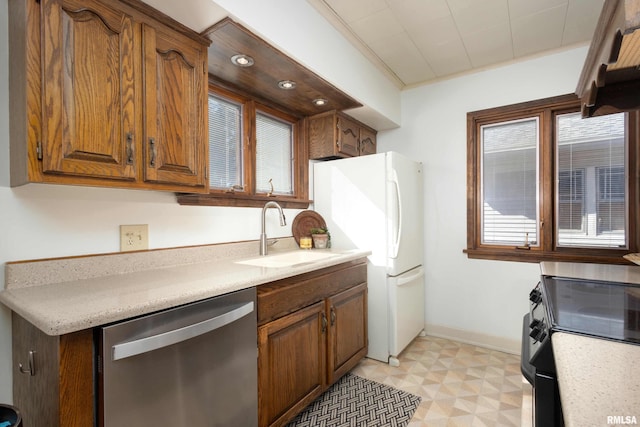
[[278, 80, 297, 90], [231, 54, 255, 67]]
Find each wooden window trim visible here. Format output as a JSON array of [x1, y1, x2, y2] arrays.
[[465, 93, 640, 264], [177, 83, 310, 209]]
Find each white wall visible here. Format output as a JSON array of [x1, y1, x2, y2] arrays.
[[378, 46, 591, 352]]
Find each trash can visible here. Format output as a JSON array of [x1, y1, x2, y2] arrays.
[[0, 404, 21, 427]]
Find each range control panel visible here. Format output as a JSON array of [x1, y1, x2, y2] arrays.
[[527, 282, 555, 373]]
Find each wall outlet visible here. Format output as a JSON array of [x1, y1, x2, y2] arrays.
[[120, 224, 149, 252]]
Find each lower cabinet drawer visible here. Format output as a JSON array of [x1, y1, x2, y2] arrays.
[[257, 260, 366, 325]]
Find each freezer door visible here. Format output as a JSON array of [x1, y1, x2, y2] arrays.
[[388, 266, 425, 357], [386, 152, 424, 277]]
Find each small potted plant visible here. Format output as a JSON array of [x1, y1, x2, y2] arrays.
[[309, 227, 330, 249]]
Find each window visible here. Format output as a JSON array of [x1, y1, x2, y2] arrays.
[[466, 94, 639, 263], [255, 112, 294, 195], [556, 112, 626, 248], [178, 84, 309, 208], [481, 118, 539, 246], [208, 95, 243, 191]]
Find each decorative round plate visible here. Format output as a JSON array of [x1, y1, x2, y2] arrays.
[[624, 253, 640, 266], [292, 210, 327, 245]]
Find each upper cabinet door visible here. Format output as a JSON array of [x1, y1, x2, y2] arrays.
[[142, 24, 208, 189], [359, 127, 377, 156], [41, 0, 136, 180], [336, 115, 359, 157]]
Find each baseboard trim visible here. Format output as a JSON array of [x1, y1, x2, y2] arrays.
[[424, 324, 521, 355]]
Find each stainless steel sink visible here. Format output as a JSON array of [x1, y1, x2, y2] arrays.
[[235, 251, 338, 268]]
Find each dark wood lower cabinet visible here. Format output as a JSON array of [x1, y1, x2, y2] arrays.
[[12, 313, 94, 427], [257, 260, 368, 427], [257, 302, 327, 427], [327, 283, 368, 385]]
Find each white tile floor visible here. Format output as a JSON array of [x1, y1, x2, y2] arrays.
[[351, 335, 532, 427]]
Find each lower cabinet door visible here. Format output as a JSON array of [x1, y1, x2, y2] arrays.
[[327, 282, 368, 384], [257, 301, 327, 427]]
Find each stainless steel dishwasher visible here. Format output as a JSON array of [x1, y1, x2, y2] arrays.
[[98, 287, 257, 427]]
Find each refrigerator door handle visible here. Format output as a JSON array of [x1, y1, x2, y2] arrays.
[[390, 169, 402, 258], [395, 267, 424, 286]]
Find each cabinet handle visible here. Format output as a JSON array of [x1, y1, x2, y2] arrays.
[[149, 137, 156, 167], [330, 306, 336, 326], [126, 133, 134, 165], [321, 312, 328, 333], [19, 350, 36, 376]]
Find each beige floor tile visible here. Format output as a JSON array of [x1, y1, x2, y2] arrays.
[[351, 335, 531, 426]]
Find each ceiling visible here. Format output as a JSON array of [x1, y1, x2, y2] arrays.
[[308, 0, 605, 88], [145, 0, 606, 91]]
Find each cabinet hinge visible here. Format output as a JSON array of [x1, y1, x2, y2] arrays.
[[36, 141, 43, 160]]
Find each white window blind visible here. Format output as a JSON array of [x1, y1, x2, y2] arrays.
[[208, 95, 243, 190], [256, 112, 293, 195], [481, 118, 539, 246], [556, 112, 627, 248]]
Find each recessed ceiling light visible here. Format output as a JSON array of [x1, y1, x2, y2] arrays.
[[231, 54, 254, 67], [313, 98, 328, 106], [278, 80, 296, 90]]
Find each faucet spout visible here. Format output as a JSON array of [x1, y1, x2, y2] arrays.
[[260, 201, 286, 256]]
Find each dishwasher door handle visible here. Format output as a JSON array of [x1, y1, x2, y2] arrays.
[[112, 301, 254, 361]]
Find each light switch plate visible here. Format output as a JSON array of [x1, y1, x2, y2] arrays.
[[120, 224, 149, 252]]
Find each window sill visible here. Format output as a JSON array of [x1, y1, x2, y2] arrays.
[[176, 192, 312, 209], [463, 248, 633, 265]]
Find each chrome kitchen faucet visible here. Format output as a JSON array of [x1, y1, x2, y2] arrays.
[[260, 201, 286, 256]]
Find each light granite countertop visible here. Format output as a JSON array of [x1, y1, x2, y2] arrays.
[[552, 332, 640, 427], [0, 238, 370, 336]]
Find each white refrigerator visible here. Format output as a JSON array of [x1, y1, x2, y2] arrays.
[[313, 151, 425, 365]]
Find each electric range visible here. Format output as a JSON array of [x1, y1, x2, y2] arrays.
[[521, 274, 640, 427]]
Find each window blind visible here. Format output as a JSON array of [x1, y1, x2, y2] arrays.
[[481, 118, 539, 246], [256, 112, 293, 195], [208, 95, 243, 190], [556, 112, 626, 248]]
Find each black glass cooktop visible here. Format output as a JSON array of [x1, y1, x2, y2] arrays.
[[542, 276, 640, 344]]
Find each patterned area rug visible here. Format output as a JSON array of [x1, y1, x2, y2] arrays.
[[286, 373, 421, 427]]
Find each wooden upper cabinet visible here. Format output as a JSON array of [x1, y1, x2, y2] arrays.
[[308, 110, 377, 160], [576, 0, 640, 117], [9, 0, 209, 192], [359, 127, 377, 156], [41, 0, 136, 180], [142, 24, 207, 188], [335, 115, 360, 157]]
